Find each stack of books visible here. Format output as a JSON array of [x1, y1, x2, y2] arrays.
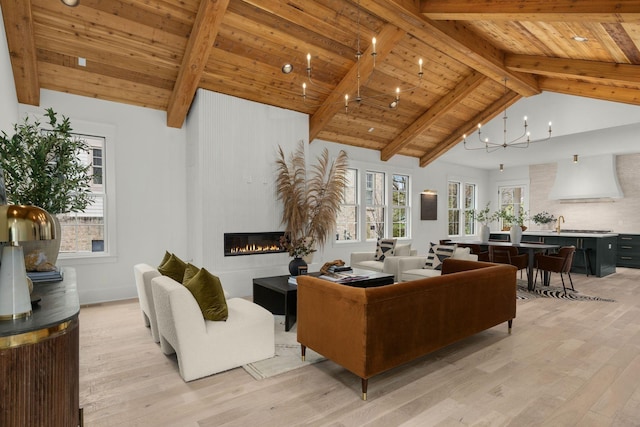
[[327, 265, 353, 273], [27, 267, 64, 284]]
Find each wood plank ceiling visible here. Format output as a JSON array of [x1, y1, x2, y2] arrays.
[[1, 0, 639, 167]]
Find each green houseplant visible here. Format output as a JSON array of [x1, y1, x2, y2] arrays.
[[473, 202, 495, 242], [0, 108, 93, 270], [532, 211, 556, 228], [275, 141, 348, 275]]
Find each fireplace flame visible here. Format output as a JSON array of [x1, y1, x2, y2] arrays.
[[229, 243, 283, 255]]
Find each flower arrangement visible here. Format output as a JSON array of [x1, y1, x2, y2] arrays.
[[279, 235, 316, 258], [532, 211, 556, 225]]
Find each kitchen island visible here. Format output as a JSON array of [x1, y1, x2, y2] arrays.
[[490, 230, 618, 277]]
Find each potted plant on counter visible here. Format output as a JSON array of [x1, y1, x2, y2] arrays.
[[0, 108, 93, 271], [532, 211, 556, 230]]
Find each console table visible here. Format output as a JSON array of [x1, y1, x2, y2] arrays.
[[0, 268, 80, 426]]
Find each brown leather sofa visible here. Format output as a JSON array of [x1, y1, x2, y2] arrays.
[[296, 259, 517, 400]]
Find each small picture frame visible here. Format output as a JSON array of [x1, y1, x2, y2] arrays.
[[298, 265, 308, 275]]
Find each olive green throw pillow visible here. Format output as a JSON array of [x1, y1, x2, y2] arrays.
[[182, 263, 200, 284], [183, 268, 228, 321], [158, 253, 187, 283], [159, 250, 172, 268]]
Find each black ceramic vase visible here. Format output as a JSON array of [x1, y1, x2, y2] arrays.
[[288, 257, 307, 276]]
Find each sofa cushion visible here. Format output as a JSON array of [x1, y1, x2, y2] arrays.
[[355, 260, 384, 273], [374, 238, 397, 261], [402, 268, 443, 281], [158, 253, 187, 283], [394, 243, 412, 256], [424, 243, 457, 270], [183, 267, 228, 321]]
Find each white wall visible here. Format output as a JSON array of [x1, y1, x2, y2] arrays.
[[19, 90, 188, 303], [186, 90, 489, 297], [0, 6, 18, 134]]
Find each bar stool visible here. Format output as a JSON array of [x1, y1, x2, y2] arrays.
[[575, 247, 593, 276], [575, 238, 593, 276]]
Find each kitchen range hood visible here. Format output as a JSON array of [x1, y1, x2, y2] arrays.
[[549, 154, 623, 201]]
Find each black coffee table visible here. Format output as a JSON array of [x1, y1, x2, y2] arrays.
[[252, 269, 394, 331]]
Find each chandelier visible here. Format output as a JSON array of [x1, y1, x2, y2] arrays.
[[463, 78, 552, 152], [295, 1, 423, 113]]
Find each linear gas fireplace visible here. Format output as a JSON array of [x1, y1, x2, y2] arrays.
[[224, 232, 286, 256]]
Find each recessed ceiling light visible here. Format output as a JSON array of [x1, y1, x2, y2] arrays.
[[281, 64, 293, 74], [572, 36, 588, 42], [60, 0, 79, 6]]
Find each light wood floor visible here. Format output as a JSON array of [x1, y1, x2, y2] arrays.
[[79, 268, 640, 426]]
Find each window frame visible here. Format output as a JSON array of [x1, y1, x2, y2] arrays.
[[52, 119, 117, 263], [335, 167, 359, 242], [334, 161, 412, 245], [448, 178, 479, 238], [391, 173, 410, 238], [365, 170, 386, 241]]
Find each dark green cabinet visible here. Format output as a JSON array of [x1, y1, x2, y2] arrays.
[[617, 234, 640, 268]]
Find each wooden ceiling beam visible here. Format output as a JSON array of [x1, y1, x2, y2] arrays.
[[506, 54, 640, 88], [360, 0, 540, 97], [538, 77, 640, 106], [166, 0, 230, 128], [0, 0, 40, 105], [421, 0, 640, 22], [419, 91, 521, 167], [309, 24, 406, 143], [381, 71, 486, 161]]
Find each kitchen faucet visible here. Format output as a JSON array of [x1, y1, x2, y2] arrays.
[[555, 215, 565, 233]]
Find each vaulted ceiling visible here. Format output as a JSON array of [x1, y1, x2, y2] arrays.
[[2, 0, 639, 167]]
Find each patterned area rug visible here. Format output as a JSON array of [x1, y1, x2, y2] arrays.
[[516, 280, 615, 302], [242, 316, 325, 380]]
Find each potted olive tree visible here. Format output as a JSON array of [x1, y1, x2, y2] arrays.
[[0, 108, 93, 270]]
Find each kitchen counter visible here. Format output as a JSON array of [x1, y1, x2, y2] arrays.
[[492, 230, 618, 238], [490, 231, 617, 277]]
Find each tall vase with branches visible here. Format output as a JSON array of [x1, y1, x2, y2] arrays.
[[275, 141, 348, 274]]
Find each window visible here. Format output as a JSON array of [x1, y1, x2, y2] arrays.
[[335, 168, 358, 241], [365, 171, 385, 240], [448, 181, 460, 235], [58, 135, 107, 255], [464, 183, 476, 235], [392, 174, 409, 238], [448, 180, 477, 237], [498, 185, 526, 229]]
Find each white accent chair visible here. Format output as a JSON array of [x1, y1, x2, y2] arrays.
[[151, 275, 275, 382], [398, 247, 478, 282], [350, 243, 418, 280], [133, 263, 162, 342]]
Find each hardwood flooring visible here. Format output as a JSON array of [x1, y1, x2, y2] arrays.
[[79, 268, 640, 426]]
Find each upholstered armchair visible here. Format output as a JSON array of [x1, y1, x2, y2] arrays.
[[350, 243, 418, 280], [489, 246, 529, 281], [151, 275, 275, 381], [133, 263, 162, 342], [534, 246, 576, 293]]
